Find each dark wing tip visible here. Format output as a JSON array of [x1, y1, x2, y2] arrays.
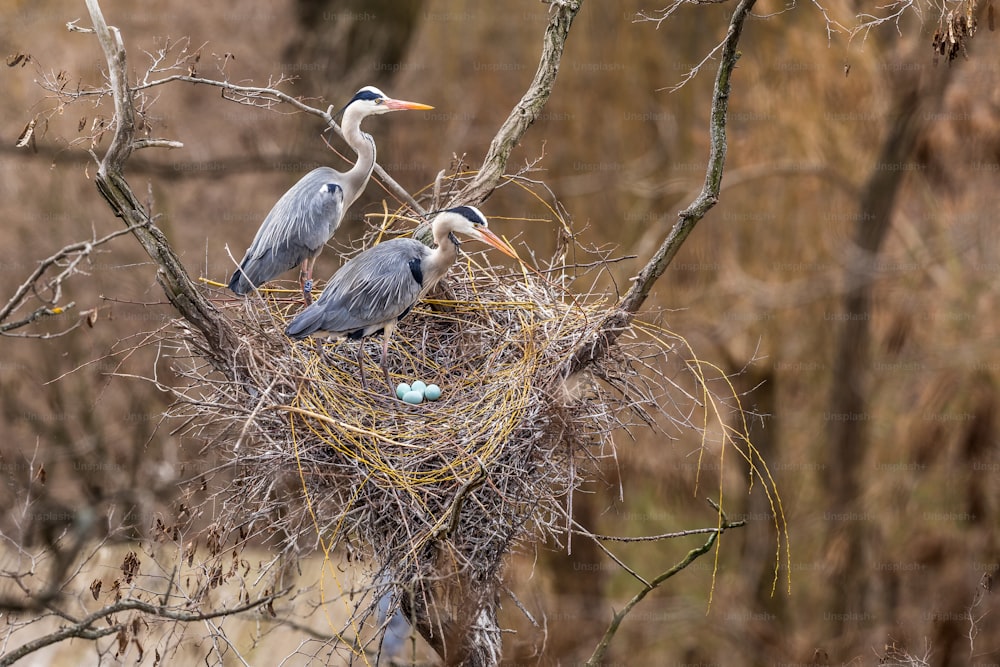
[[284, 304, 322, 340], [228, 269, 250, 295], [284, 321, 306, 340]]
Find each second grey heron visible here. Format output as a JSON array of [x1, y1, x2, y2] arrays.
[[228, 86, 433, 304], [284, 206, 517, 391]]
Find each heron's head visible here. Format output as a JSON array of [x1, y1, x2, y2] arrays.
[[434, 206, 518, 259], [338, 86, 434, 120]]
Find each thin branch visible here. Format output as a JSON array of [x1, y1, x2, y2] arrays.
[[449, 0, 583, 208], [132, 138, 183, 150], [131, 73, 323, 113], [635, 1, 688, 28], [0, 224, 140, 333], [566, 0, 757, 375], [662, 35, 728, 93], [0, 592, 284, 667], [588, 523, 745, 543], [584, 516, 744, 666], [571, 519, 651, 588], [0, 623, 122, 667], [0, 304, 78, 335]]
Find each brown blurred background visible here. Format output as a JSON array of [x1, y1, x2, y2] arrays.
[[2, 0, 999, 664]]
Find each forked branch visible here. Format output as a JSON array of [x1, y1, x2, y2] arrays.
[[0, 225, 139, 335], [0, 592, 284, 666], [567, 0, 757, 374], [585, 504, 746, 666]]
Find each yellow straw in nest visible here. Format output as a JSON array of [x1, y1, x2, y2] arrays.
[[283, 321, 539, 488]]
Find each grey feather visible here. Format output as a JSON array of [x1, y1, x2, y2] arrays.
[[229, 172, 344, 293], [227, 86, 428, 299], [283, 205, 507, 390], [285, 238, 428, 339]]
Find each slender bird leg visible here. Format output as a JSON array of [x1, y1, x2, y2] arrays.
[[356, 342, 368, 392], [299, 258, 315, 306], [379, 355, 392, 394], [380, 326, 394, 394]]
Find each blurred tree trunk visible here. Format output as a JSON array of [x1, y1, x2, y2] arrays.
[[284, 0, 425, 97], [537, 495, 608, 664], [959, 372, 996, 526], [824, 42, 952, 644]]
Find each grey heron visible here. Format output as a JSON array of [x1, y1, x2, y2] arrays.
[[284, 206, 517, 391], [228, 86, 433, 304]]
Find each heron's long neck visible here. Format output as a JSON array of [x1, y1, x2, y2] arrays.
[[423, 231, 460, 291], [339, 107, 376, 208]]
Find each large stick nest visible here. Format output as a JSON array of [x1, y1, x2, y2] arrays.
[[165, 221, 695, 642]]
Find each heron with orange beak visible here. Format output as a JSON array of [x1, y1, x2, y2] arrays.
[[228, 86, 434, 304], [285, 206, 518, 391]]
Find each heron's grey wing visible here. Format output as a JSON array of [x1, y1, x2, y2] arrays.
[[312, 239, 428, 335], [230, 168, 344, 292], [285, 169, 346, 253], [247, 168, 343, 264]]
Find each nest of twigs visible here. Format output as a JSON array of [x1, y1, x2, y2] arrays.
[[167, 223, 697, 648]]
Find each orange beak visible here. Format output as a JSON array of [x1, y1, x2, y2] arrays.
[[384, 98, 434, 111], [475, 227, 519, 260]]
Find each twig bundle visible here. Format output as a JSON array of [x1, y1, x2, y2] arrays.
[[167, 230, 689, 647]]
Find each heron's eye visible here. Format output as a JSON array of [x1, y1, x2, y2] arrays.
[[374, 97, 384, 105]]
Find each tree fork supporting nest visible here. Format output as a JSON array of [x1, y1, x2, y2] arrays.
[[77, 0, 761, 662]]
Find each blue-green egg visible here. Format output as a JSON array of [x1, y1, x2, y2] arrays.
[[396, 383, 411, 399], [424, 384, 442, 401], [402, 390, 424, 405], [411, 380, 427, 393]]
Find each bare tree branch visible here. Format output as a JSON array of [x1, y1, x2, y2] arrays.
[[82, 0, 246, 375], [588, 524, 745, 542], [566, 0, 757, 375], [449, 0, 583, 208], [0, 224, 140, 334], [0, 305, 78, 337], [0, 592, 284, 666], [585, 507, 745, 666]]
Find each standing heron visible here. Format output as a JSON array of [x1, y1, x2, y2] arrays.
[[228, 86, 433, 304], [284, 206, 517, 391]]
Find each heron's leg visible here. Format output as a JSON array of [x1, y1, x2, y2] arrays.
[[299, 257, 315, 306], [356, 341, 368, 391], [379, 343, 392, 393], [313, 337, 336, 372], [379, 325, 394, 394]]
